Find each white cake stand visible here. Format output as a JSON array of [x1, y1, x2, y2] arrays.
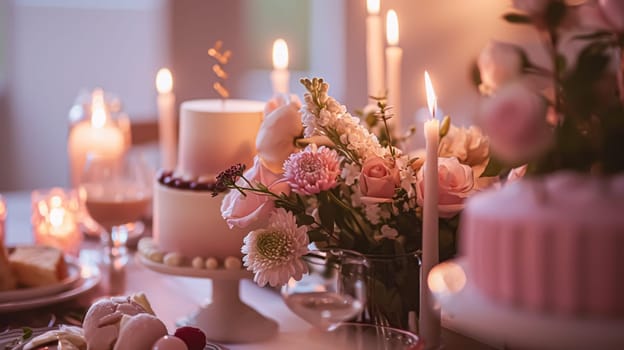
[[430, 259, 624, 350], [138, 255, 278, 343]]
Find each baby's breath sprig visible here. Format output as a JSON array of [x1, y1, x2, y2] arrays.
[[370, 95, 396, 158]]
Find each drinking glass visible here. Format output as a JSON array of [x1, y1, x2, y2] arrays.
[[281, 249, 368, 331], [307, 322, 424, 350], [79, 152, 152, 264]]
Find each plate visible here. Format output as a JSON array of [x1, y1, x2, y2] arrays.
[[431, 259, 624, 350], [0, 259, 81, 303], [138, 254, 251, 280], [0, 263, 101, 313]]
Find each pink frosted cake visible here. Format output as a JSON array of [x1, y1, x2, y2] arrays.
[[460, 171, 624, 318], [152, 100, 263, 262]]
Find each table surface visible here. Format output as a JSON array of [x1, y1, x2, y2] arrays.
[[0, 191, 497, 350]]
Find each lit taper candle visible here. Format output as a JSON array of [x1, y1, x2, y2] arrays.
[[366, 0, 385, 98], [271, 38, 290, 95], [385, 9, 402, 132], [420, 70, 441, 350], [156, 68, 177, 170]]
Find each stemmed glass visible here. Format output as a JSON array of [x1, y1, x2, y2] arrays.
[[281, 249, 368, 331], [79, 152, 152, 264]]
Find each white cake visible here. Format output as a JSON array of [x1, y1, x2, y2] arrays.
[[153, 100, 263, 261]]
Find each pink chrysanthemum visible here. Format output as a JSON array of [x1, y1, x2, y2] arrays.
[[241, 208, 309, 287], [283, 145, 341, 195]]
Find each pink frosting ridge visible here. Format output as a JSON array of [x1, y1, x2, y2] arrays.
[[460, 171, 624, 318]]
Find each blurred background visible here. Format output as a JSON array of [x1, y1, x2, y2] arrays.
[[0, 0, 539, 191]]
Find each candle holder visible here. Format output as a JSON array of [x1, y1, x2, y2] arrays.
[[31, 188, 83, 255], [67, 88, 133, 238], [67, 88, 131, 188]]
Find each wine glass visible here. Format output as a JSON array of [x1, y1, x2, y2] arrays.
[[79, 152, 152, 264], [281, 249, 368, 331]]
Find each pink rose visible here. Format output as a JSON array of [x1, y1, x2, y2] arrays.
[[416, 157, 475, 219], [478, 41, 524, 95], [221, 156, 291, 230], [478, 82, 552, 166], [359, 157, 400, 204], [256, 95, 303, 174], [598, 0, 624, 32]]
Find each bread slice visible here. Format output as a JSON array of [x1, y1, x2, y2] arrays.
[[9, 246, 68, 287], [0, 246, 16, 290]]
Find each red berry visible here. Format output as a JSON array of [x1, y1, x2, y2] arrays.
[[174, 326, 206, 350]]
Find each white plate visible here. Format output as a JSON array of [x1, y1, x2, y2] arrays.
[[0, 263, 101, 313], [431, 259, 624, 350], [138, 254, 251, 280], [0, 259, 81, 303]]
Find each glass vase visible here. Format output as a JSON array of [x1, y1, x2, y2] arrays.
[[359, 251, 421, 332]]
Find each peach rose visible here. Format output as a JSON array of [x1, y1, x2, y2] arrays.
[[416, 157, 475, 218], [221, 156, 291, 230], [359, 157, 400, 204], [478, 82, 552, 166], [478, 41, 524, 95], [256, 95, 303, 174]]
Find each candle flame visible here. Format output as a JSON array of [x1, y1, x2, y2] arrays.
[[49, 207, 65, 228], [386, 10, 399, 46], [90, 88, 107, 129], [0, 199, 5, 219], [156, 68, 173, 94], [367, 0, 380, 15], [424, 71, 437, 118], [272, 39, 289, 70], [50, 195, 62, 208]]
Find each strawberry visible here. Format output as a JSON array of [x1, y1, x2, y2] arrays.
[[173, 326, 206, 350]]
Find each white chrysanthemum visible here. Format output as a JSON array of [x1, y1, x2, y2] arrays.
[[364, 204, 381, 225], [242, 208, 309, 287]]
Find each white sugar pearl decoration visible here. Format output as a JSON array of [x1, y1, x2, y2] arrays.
[[205, 257, 219, 269], [224, 256, 242, 270], [138, 238, 155, 255], [148, 250, 164, 263], [163, 252, 183, 266], [191, 256, 204, 269]]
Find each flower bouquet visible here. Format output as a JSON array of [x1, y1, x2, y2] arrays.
[[475, 0, 624, 176], [215, 78, 497, 329]]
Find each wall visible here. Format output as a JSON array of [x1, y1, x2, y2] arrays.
[[2, 0, 168, 190]]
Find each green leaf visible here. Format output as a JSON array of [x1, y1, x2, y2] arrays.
[[307, 228, 328, 243], [545, 0, 566, 28], [574, 31, 614, 41], [502, 13, 532, 24], [296, 214, 315, 226], [470, 61, 481, 89], [21, 327, 33, 341], [480, 156, 506, 177], [318, 192, 336, 231]]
